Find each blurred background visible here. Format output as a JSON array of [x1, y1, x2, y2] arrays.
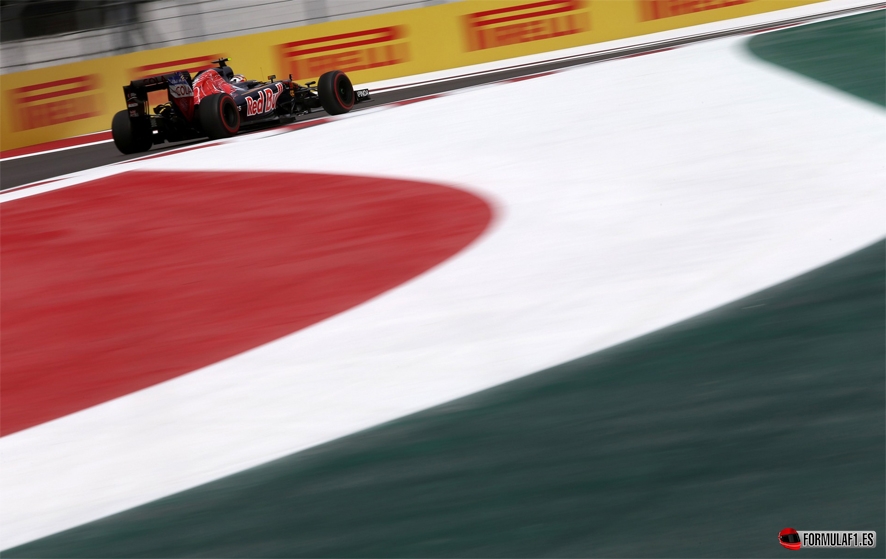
[[0, 0, 451, 73]]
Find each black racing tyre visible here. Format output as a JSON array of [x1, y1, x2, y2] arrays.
[[111, 110, 153, 154], [199, 93, 240, 139], [318, 70, 355, 115]]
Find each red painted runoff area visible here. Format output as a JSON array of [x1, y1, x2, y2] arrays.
[[1, 171, 491, 435]]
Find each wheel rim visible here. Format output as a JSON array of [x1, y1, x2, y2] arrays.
[[335, 75, 353, 106], [222, 100, 238, 130]]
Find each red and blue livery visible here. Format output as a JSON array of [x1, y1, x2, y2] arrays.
[[112, 58, 369, 154]]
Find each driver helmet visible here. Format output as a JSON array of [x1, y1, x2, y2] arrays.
[[230, 74, 246, 84]]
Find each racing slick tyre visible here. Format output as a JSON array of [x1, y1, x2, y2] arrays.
[[111, 110, 153, 154], [318, 70, 355, 115], [199, 93, 240, 139]]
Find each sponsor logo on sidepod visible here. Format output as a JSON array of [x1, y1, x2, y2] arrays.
[[245, 83, 284, 117]]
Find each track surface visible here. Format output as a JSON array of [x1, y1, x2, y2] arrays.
[[2, 8, 883, 555], [12, 239, 883, 557], [1, 2, 879, 191], [1, 171, 491, 435]]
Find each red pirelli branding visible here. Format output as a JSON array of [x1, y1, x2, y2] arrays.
[[638, 0, 752, 21], [278, 26, 409, 80], [463, 0, 590, 52], [131, 54, 222, 107], [131, 55, 222, 80], [7, 75, 101, 131]]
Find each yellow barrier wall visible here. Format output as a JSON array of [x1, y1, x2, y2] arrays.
[[0, 0, 820, 151]]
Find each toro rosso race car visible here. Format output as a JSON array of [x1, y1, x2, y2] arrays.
[[112, 58, 370, 154]]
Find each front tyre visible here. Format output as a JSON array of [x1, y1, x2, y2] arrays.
[[318, 70, 355, 115], [111, 111, 153, 154], [199, 93, 240, 139]]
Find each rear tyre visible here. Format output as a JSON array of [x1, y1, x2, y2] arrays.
[[318, 70, 355, 115], [199, 93, 240, 139], [111, 110, 153, 154]]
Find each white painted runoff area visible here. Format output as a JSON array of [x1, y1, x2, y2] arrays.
[[2, 30, 884, 551]]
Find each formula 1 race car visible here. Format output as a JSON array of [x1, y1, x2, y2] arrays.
[[111, 58, 370, 154]]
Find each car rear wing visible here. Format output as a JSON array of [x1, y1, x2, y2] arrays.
[[123, 71, 192, 117]]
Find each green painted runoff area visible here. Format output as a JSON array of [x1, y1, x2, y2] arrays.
[[7, 13, 885, 558], [748, 10, 885, 107], [8, 242, 883, 557]]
